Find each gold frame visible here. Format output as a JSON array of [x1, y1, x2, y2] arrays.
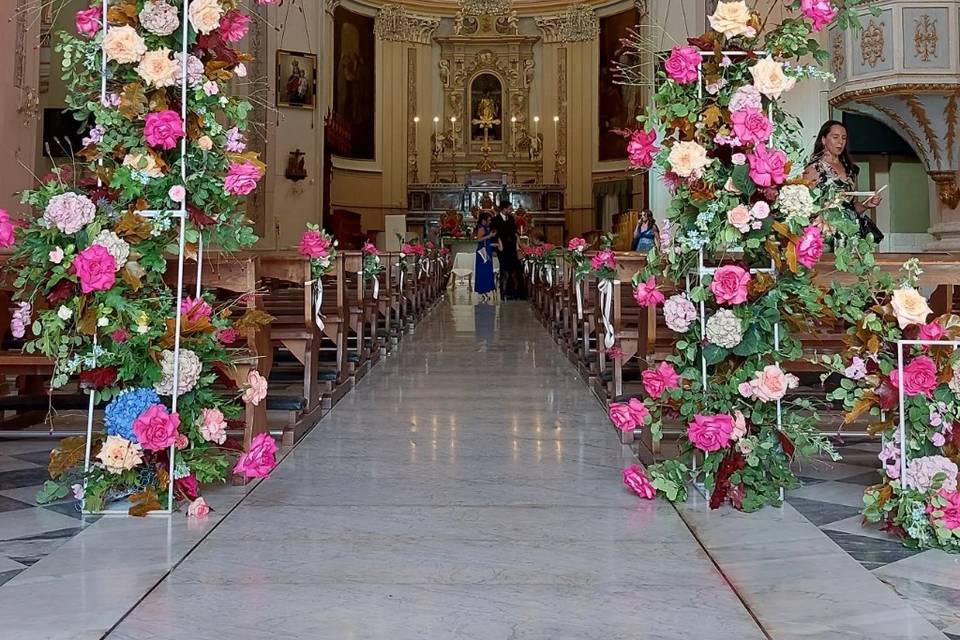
[[276, 50, 317, 110]]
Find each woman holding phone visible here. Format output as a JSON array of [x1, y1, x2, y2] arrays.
[[803, 120, 884, 243]]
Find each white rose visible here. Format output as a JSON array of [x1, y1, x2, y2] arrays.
[[890, 287, 932, 329], [188, 0, 223, 35], [749, 56, 796, 100], [58, 306, 73, 321], [102, 25, 147, 65], [667, 141, 711, 178], [92, 230, 131, 270], [234, 63, 247, 78], [136, 48, 179, 88], [708, 1, 754, 39]]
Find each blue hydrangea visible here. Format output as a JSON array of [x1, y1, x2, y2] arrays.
[[104, 388, 160, 443]]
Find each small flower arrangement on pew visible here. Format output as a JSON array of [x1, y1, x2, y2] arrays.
[[612, 0, 875, 511], [814, 259, 960, 551], [589, 234, 619, 283], [299, 224, 338, 278], [12, 0, 279, 516], [565, 236, 591, 282], [361, 241, 385, 283]]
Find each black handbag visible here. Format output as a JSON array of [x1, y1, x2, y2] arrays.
[[857, 214, 884, 244]]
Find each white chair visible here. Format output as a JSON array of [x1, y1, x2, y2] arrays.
[[452, 252, 474, 292]]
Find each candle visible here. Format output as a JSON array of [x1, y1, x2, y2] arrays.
[[413, 116, 419, 140], [433, 116, 439, 134], [553, 115, 559, 140], [533, 116, 540, 136]]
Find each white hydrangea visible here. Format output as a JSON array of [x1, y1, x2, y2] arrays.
[[155, 349, 202, 396], [950, 361, 960, 397], [777, 184, 816, 223], [705, 309, 743, 349], [92, 230, 130, 271], [139, 1, 180, 36], [174, 53, 205, 88]]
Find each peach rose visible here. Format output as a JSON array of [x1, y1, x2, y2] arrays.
[[102, 25, 146, 64], [136, 48, 178, 88], [667, 140, 711, 178], [750, 56, 796, 99], [123, 152, 163, 178], [727, 204, 751, 233], [96, 435, 143, 474], [890, 287, 932, 329], [708, 1, 754, 39], [188, 0, 223, 35], [197, 135, 213, 151], [751, 364, 799, 402]]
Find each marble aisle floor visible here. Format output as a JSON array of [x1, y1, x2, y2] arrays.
[[108, 300, 768, 640]]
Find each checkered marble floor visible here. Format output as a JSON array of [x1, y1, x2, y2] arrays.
[[789, 443, 960, 638]]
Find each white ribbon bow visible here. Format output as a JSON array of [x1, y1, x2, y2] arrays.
[[546, 264, 553, 287], [313, 278, 324, 331], [598, 279, 615, 349], [575, 279, 583, 319]]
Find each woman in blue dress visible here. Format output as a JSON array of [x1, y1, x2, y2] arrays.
[[632, 208, 660, 253], [474, 210, 497, 301]]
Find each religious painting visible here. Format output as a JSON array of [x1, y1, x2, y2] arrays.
[[333, 7, 376, 160], [276, 50, 317, 109], [470, 73, 503, 142], [599, 8, 643, 161]]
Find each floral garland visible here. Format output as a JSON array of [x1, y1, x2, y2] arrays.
[[614, 0, 875, 511], [16, 0, 278, 516]]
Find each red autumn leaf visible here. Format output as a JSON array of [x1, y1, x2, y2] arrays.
[[777, 431, 796, 459], [710, 450, 747, 510]]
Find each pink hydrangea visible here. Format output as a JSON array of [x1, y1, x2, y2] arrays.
[[642, 361, 680, 400], [664, 46, 701, 85], [709, 265, 751, 305], [627, 129, 660, 169], [731, 107, 773, 145], [76, 6, 102, 37], [144, 110, 185, 150], [801, 0, 837, 31], [233, 432, 278, 479], [633, 277, 665, 307], [905, 455, 958, 492], [218, 9, 251, 42], [73, 245, 117, 294], [0, 209, 16, 248], [890, 355, 939, 398], [224, 161, 262, 196], [132, 404, 181, 451], [10, 302, 30, 339], [747, 144, 788, 187], [663, 294, 697, 333], [44, 192, 96, 234], [796, 225, 824, 268], [623, 464, 656, 499], [299, 230, 332, 258], [591, 249, 617, 271], [687, 414, 735, 453], [180, 296, 213, 322], [729, 85, 763, 112]]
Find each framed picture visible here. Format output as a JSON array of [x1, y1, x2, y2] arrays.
[[276, 50, 317, 109]]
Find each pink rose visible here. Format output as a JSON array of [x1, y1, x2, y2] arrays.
[[919, 320, 946, 342], [642, 362, 680, 400], [687, 414, 735, 453], [224, 161, 262, 196], [0, 209, 16, 248], [731, 108, 772, 145], [747, 144, 788, 187], [144, 110, 185, 150], [801, 0, 837, 31], [752, 364, 799, 402], [132, 404, 181, 451], [890, 355, 939, 398], [709, 265, 751, 305], [795, 225, 824, 269], [168, 185, 186, 203], [73, 245, 117, 293], [233, 432, 278, 479], [76, 6, 102, 37], [219, 9, 251, 42], [608, 402, 637, 433], [932, 490, 960, 530], [622, 464, 656, 499], [180, 296, 213, 322], [362, 242, 380, 256], [633, 277, 665, 307], [627, 398, 650, 424], [739, 381, 755, 398], [627, 129, 660, 169], [664, 46, 701, 85], [591, 249, 617, 271], [218, 327, 239, 344], [200, 407, 227, 444], [727, 205, 752, 233], [175, 474, 199, 500], [299, 230, 332, 258], [187, 497, 211, 518], [751, 201, 770, 220], [732, 410, 747, 441], [567, 237, 587, 252]]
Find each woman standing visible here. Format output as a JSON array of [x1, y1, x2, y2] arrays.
[[802, 120, 883, 242], [474, 210, 497, 301], [632, 208, 660, 253]]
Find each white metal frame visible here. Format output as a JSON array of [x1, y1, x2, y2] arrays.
[[81, 0, 200, 516]]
